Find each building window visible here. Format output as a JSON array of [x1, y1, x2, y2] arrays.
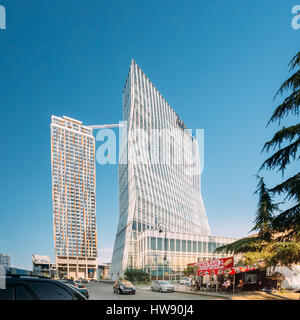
[[176, 239, 180, 252], [212, 242, 217, 252], [187, 240, 191, 252], [157, 238, 163, 250], [164, 238, 169, 251], [208, 242, 212, 253], [202, 242, 207, 253], [193, 241, 197, 253], [182, 240, 186, 252], [170, 239, 175, 251], [151, 237, 156, 250], [132, 220, 136, 230], [198, 241, 202, 253]]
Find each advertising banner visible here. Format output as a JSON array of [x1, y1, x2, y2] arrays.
[[188, 257, 261, 276], [196, 264, 259, 276], [188, 257, 234, 272]]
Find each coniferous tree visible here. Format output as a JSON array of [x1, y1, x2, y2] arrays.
[[216, 51, 300, 267], [261, 51, 300, 240]]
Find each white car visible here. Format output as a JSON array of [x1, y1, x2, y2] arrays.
[[179, 278, 190, 285], [151, 280, 175, 292]]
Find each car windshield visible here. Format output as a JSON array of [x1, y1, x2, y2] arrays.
[[121, 281, 133, 287], [159, 281, 169, 285]]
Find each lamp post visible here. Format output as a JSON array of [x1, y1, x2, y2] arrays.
[[154, 254, 158, 281], [157, 222, 167, 281]]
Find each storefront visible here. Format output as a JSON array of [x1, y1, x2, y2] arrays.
[[187, 257, 270, 293]]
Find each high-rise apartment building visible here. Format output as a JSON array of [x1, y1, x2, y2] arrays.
[[110, 61, 235, 280], [0, 254, 10, 268], [50, 115, 97, 279]]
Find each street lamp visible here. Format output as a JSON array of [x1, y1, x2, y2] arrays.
[[157, 222, 167, 281]]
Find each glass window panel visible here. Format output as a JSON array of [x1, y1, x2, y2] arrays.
[[28, 282, 73, 300], [212, 242, 217, 252], [198, 241, 202, 253], [176, 239, 180, 252], [187, 240, 191, 252], [157, 238, 163, 250], [170, 239, 175, 251], [208, 242, 212, 253], [202, 242, 207, 253], [182, 240, 186, 252], [193, 241, 197, 252], [151, 237, 156, 250], [164, 238, 169, 251], [132, 220, 136, 230]]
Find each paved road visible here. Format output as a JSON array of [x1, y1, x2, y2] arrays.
[[86, 282, 224, 300]]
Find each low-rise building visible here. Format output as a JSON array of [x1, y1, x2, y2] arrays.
[[97, 263, 111, 280], [32, 254, 57, 278]]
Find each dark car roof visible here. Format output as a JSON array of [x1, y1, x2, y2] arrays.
[[5, 276, 87, 299]]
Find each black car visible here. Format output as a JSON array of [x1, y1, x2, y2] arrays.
[[113, 280, 136, 295], [0, 275, 87, 300]]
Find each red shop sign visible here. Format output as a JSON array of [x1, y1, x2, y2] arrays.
[[188, 257, 234, 271]]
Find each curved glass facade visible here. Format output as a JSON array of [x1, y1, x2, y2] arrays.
[[110, 61, 233, 280]]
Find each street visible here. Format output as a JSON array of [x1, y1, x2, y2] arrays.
[[86, 282, 224, 300]]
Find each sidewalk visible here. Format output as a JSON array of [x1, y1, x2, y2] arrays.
[[137, 284, 300, 300], [176, 285, 300, 300]]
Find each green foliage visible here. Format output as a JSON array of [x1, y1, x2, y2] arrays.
[[252, 176, 280, 240], [182, 265, 198, 277], [215, 236, 266, 254], [267, 241, 300, 266], [124, 269, 149, 283], [263, 50, 300, 240], [216, 50, 300, 268]]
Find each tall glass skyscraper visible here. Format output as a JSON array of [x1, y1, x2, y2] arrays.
[[50, 115, 97, 279], [110, 61, 235, 280]]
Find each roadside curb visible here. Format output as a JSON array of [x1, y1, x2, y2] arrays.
[[175, 289, 231, 299], [97, 280, 114, 284], [137, 286, 231, 300]]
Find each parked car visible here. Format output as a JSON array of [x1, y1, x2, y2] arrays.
[[78, 277, 88, 284], [61, 278, 76, 286], [113, 280, 136, 295], [151, 280, 175, 292], [66, 283, 89, 299], [60, 279, 85, 289], [74, 280, 85, 288], [0, 275, 87, 300], [179, 278, 189, 285]]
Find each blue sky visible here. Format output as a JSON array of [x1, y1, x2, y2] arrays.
[[0, 0, 299, 269]]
